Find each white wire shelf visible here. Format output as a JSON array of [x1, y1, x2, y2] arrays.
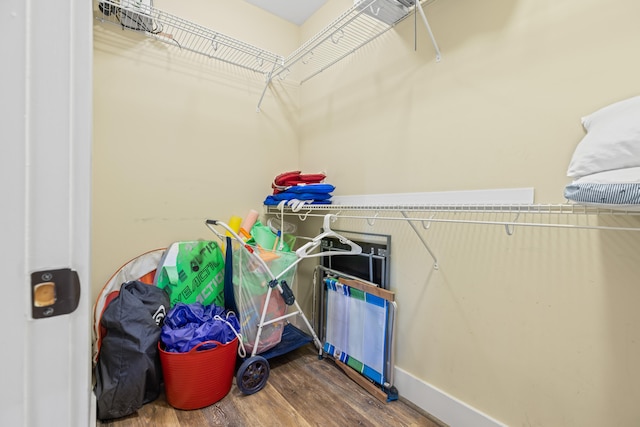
[[266, 202, 640, 268], [94, 0, 283, 75], [266, 202, 640, 216], [272, 0, 417, 84], [265, 202, 640, 237], [94, 0, 440, 110]]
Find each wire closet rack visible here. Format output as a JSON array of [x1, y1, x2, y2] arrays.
[[271, 0, 440, 85], [94, 0, 441, 110], [265, 202, 640, 269], [266, 202, 640, 231], [95, 0, 284, 75]]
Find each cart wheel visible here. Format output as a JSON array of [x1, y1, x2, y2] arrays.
[[236, 356, 270, 395]]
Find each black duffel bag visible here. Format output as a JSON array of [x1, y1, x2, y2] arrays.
[[95, 280, 169, 420]]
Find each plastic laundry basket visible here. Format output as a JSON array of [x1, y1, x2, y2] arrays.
[[158, 338, 238, 410]]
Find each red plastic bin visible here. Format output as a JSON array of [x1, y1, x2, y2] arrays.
[[158, 338, 238, 410]]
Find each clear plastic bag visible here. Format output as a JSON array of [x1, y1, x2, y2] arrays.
[[232, 241, 298, 354]]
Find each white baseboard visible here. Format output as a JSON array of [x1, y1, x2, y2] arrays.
[[394, 367, 507, 427]]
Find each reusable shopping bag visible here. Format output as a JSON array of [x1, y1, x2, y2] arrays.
[[160, 302, 241, 352], [155, 240, 225, 307]]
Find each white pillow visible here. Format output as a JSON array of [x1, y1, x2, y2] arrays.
[[566, 95, 640, 178]]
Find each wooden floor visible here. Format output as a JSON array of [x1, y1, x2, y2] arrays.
[[98, 344, 445, 427]]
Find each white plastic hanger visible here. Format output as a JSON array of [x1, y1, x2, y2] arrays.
[[295, 214, 362, 259]]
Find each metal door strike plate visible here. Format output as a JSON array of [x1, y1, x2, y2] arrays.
[[31, 268, 81, 319]]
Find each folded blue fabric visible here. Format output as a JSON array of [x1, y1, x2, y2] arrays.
[[263, 196, 332, 206], [269, 191, 332, 202], [283, 183, 335, 194]]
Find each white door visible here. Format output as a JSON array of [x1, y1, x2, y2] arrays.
[[1, 1, 93, 426]]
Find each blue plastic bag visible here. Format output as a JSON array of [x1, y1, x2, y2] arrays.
[[160, 302, 240, 353]]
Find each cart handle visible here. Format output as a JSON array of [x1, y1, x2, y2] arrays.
[[205, 219, 278, 281], [206, 219, 252, 251]]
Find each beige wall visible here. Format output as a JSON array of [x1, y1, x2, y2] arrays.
[[92, 1, 300, 294], [295, 0, 640, 426], [93, 0, 640, 426]]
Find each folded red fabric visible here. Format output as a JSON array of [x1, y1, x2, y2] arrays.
[[273, 170, 302, 186], [272, 170, 326, 194]]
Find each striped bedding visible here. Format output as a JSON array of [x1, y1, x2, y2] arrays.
[[564, 182, 640, 210]]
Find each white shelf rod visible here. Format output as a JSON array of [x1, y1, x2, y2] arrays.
[[268, 207, 640, 269], [267, 207, 640, 232], [268, 203, 640, 215], [415, 0, 441, 61], [268, 204, 640, 271]]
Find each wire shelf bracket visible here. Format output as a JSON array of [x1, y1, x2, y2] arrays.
[[401, 211, 439, 270]]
